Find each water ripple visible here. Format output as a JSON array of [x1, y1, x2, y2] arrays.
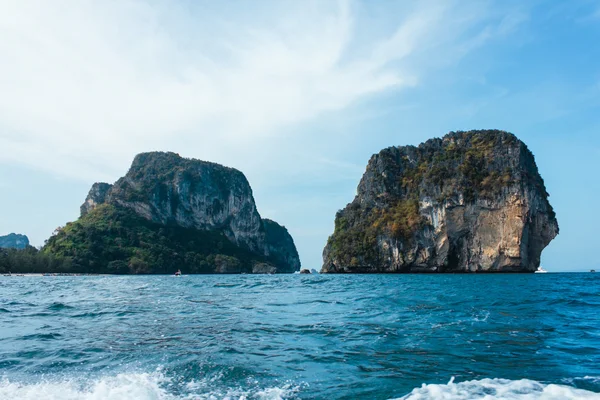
[[0, 273, 598, 399]]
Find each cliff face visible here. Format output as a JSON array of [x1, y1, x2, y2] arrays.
[[46, 152, 300, 274], [0, 233, 29, 250], [80, 182, 112, 217], [322, 130, 558, 273], [87, 152, 268, 254]]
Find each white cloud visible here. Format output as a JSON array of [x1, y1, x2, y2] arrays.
[[0, 0, 522, 181]]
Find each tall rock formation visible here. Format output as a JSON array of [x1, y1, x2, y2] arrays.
[[46, 152, 300, 274], [0, 233, 29, 250], [322, 130, 558, 273]]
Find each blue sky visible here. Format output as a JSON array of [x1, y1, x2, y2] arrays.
[[0, 0, 599, 271]]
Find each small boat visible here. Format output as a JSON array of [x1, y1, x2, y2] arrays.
[[534, 266, 548, 274], [591, 269, 596, 273], [174, 269, 182, 277]]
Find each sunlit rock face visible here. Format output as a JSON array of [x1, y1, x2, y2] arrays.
[[322, 130, 558, 273]]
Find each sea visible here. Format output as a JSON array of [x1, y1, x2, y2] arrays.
[[0, 273, 599, 400]]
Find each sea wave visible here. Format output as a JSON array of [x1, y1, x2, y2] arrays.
[[394, 377, 600, 400], [0, 372, 300, 400], [4, 374, 599, 400]]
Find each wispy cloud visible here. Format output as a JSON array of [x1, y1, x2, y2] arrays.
[[0, 0, 523, 181]]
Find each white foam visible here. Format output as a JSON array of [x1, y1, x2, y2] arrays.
[[254, 385, 300, 400], [394, 377, 600, 400], [0, 373, 173, 400], [0, 373, 300, 400]]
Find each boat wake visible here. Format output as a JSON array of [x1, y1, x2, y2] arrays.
[[3, 373, 600, 400], [0, 372, 301, 400], [394, 377, 600, 400]]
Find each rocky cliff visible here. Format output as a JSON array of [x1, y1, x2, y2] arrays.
[[80, 182, 112, 217], [322, 130, 558, 273], [46, 152, 300, 274], [0, 233, 29, 249]]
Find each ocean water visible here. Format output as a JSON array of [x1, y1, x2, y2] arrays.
[[0, 273, 599, 400]]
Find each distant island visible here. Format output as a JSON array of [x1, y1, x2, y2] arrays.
[[321, 130, 559, 273], [1, 152, 300, 274], [0, 233, 29, 250]]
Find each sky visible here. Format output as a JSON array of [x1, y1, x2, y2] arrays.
[[0, 0, 599, 272]]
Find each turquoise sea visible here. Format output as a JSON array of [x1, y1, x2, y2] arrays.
[[0, 273, 599, 399]]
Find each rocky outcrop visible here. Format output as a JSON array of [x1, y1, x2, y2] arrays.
[[322, 130, 558, 273], [263, 219, 301, 273], [80, 182, 112, 216], [74, 152, 300, 273], [252, 263, 278, 274], [0, 233, 29, 249]]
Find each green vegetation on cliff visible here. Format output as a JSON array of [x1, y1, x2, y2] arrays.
[[41, 204, 278, 274], [327, 199, 425, 267], [396, 130, 519, 201]]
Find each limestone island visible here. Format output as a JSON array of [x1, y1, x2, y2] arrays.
[[321, 130, 558, 273], [42, 152, 301, 274], [0, 233, 30, 250]]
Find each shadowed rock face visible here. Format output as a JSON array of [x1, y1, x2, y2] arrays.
[[80, 152, 300, 273], [322, 130, 559, 273], [0, 233, 29, 250], [262, 219, 301, 273]]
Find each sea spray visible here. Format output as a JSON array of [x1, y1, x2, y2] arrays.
[[395, 377, 600, 400]]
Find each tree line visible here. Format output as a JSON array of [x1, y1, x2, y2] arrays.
[[0, 246, 74, 274]]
